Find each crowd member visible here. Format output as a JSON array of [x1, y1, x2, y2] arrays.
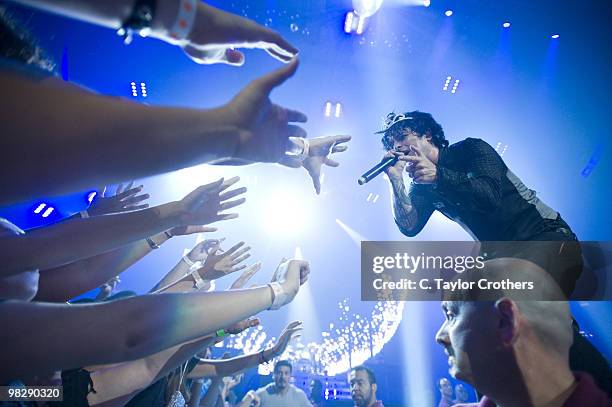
[[437, 377, 454, 407], [0, 224, 310, 385], [436, 258, 612, 407], [33, 182, 222, 302], [0, 177, 244, 278], [238, 360, 311, 407], [349, 366, 383, 407], [1, 2, 350, 204]]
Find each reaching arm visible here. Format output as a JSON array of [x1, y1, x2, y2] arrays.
[[0, 204, 177, 277], [34, 234, 164, 302], [188, 320, 302, 379], [0, 69, 241, 205], [86, 335, 216, 406], [13, 0, 298, 64], [0, 177, 245, 278], [0, 259, 309, 381], [0, 288, 269, 381]]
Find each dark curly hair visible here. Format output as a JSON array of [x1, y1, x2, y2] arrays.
[[380, 111, 448, 151]]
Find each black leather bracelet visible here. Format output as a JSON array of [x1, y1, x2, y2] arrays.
[[117, 0, 157, 44]]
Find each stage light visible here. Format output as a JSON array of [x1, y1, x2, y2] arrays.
[[87, 191, 97, 203], [443, 76, 451, 91], [334, 103, 342, 118], [140, 82, 147, 98], [325, 101, 332, 117], [503, 22, 511, 28], [451, 79, 460, 94], [130, 81, 138, 97], [355, 15, 366, 35], [33, 203, 46, 214], [261, 188, 312, 237], [551, 34, 560, 39], [352, 0, 384, 18], [42, 207, 54, 218], [344, 11, 354, 33], [445, 9, 453, 17]]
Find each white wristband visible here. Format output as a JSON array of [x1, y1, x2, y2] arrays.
[[182, 254, 196, 268], [191, 269, 208, 290], [267, 282, 288, 310], [287, 137, 310, 161], [168, 0, 197, 44]]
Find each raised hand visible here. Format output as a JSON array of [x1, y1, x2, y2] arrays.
[[223, 60, 308, 163], [270, 321, 302, 358], [282, 135, 351, 194], [180, 2, 298, 65], [87, 182, 150, 216], [173, 177, 246, 227], [184, 238, 227, 265], [229, 262, 263, 290], [268, 258, 310, 309], [196, 241, 252, 280]]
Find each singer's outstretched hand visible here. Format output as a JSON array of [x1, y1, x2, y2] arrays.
[[281, 135, 351, 194]]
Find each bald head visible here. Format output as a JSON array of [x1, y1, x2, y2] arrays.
[[444, 258, 573, 357]]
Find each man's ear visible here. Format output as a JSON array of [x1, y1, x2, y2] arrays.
[[495, 297, 520, 345], [372, 383, 377, 395]]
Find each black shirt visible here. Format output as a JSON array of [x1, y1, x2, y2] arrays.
[[402, 138, 573, 241]]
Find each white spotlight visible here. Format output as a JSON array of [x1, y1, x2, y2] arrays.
[[34, 203, 46, 214], [445, 9, 453, 17], [344, 11, 355, 33], [334, 102, 342, 118], [352, 0, 384, 18], [325, 101, 332, 117], [261, 188, 312, 237], [42, 207, 55, 218], [355, 14, 367, 34]]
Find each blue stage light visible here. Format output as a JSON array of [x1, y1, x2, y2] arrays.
[[503, 22, 511, 28], [445, 10, 453, 17]]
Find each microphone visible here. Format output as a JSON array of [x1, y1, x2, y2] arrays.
[[358, 155, 399, 185]]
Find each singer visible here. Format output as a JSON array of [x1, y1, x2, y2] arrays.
[[375, 110, 611, 395]]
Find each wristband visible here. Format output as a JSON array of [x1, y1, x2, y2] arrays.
[[191, 269, 207, 289], [168, 0, 198, 44], [267, 282, 288, 310], [215, 328, 227, 338], [79, 210, 90, 219], [287, 137, 310, 161], [182, 254, 196, 268], [146, 237, 159, 249], [259, 349, 269, 364]]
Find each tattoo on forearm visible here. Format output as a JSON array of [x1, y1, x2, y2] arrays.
[[391, 180, 418, 231]]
